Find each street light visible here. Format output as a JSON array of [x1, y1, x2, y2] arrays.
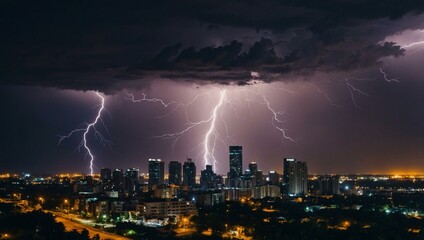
[[182, 217, 188, 228], [63, 199, 69, 213]]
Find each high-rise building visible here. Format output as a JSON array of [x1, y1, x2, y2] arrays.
[[247, 162, 264, 187], [148, 159, 164, 186], [255, 170, 264, 187], [268, 171, 280, 186], [169, 161, 182, 186], [228, 146, 242, 187], [183, 158, 196, 188], [283, 158, 308, 196], [283, 158, 295, 185], [112, 169, 125, 192], [125, 168, 139, 193], [200, 165, 217, 189], [248, 162, 258, 175], [100, 168, 112, 183]]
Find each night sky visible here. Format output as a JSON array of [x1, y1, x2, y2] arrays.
[[1, 1, 424, 175]]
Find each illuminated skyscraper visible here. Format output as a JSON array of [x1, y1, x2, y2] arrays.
[[169, 161, 182, 185], [228, 146, 242, 187], [148, 159, 164, 186], [183, 158, 196, 188], [283, 158, 308, 195]]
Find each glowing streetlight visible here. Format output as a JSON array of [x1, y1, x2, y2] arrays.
[[182, 217, 188, 228], [63, 199, 70, 213]]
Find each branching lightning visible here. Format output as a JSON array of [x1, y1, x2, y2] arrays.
[[127, 89, 229, 170], [379, 68, 400, 83], [58, 92, 108, 175], [345, 79, 370, 109], [126, 90, 176, 107], [203, 90, 227, 170], [400, 38, 424, 55], [154, 90, 228, 170], [402, 41, 424, 49], [261, 95, 297, 143], [306, 83, 339, 107], [128, 85, 297, 173]]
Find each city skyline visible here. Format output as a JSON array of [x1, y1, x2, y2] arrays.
[[1, 1, 424, 175]]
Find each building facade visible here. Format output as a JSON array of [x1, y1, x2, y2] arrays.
[[319, 175, 340, 195], [283, 158, 308, 196], [168, 161, 182, 186], [148, 159, 164, 186], [136, 200, 197, 218], [228, 146, 243, 187], [183, 158, 196, 188]]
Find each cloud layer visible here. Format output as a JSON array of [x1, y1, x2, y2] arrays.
[[0, 0, 422, 91]]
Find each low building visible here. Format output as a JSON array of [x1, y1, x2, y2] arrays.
[[136, 199, 197, 218], [318, 175, 340, 195], [252, 185, 281, 199], [192, 191, 225, 207], [111, 200, 125, 212], [224, 188, 252, 201], [153, 185, 179, 199]]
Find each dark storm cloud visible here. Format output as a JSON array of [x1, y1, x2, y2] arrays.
[[0, 0, 422, 91], [140, 38, 404, 81]]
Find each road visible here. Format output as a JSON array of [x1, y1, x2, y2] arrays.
[[54, 214, 130, 240], [0, 198, 130, 240]]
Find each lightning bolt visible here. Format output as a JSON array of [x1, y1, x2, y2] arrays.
[[379, 68, 400, 83], [345, 79, 369, 109], [306, 83, 340, 107], [154, 90, 228, 170], [400, 37, 424, 55], [126, 90, 176, 107], [128, 89, 229, 171], [129, 85, 296, 173], [203, 90, 227, 170], [261, 95, 296, 143], [402, 41, 424, 49], [58, 92, 108, 175]]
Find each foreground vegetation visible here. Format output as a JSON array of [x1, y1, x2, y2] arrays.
[[0, 203, 94, 240]]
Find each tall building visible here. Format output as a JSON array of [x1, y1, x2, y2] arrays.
[[168, 161, 182, 186], [148, 159, 164, 186], [125, 168, 139, 193], [283, 158, 295, 185], [112, 169, 125, 192], [100, 168, 111, 183], [268, 171, 280, 186], [248, 162, 258, 175], [183, 158, 196, 188], [283, 158, 308, 196], [255, 170, 264, 187], [200, 165, 217, 189], [228, 146, 242, 187]]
